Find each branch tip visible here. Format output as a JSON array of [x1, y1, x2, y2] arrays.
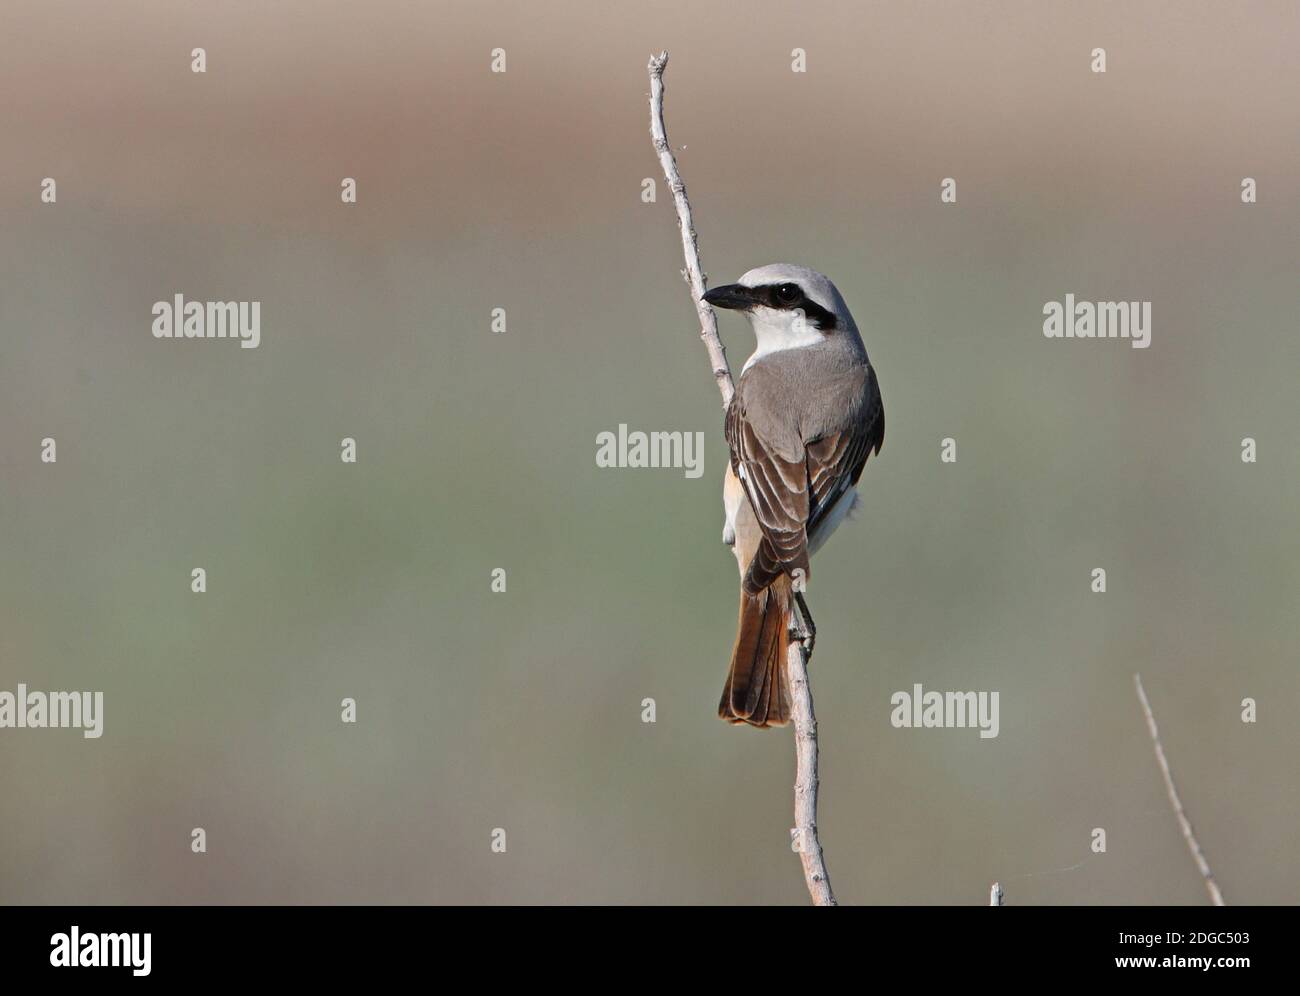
[[1134, 673, 1226, 906]]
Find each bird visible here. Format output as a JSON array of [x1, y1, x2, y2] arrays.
[[703, 264, 884, 728]]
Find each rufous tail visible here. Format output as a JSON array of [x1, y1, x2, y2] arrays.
[[718, 575, 793, 727]]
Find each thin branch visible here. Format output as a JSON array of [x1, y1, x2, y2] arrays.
[[647, 52, 735, 409], [647, 50, 833, 906], [1133, 673, 1226, 906], [787, 607, 835, 905]]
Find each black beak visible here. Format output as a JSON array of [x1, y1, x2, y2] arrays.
[[702, 284, 753, 311]]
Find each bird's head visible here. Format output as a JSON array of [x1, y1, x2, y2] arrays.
[[702, 264, 855, 354]]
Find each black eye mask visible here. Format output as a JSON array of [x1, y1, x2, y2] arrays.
[[751, 283, 838, 331], [703, 282, 838, 330]]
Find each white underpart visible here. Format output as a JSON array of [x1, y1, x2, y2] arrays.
[[722, 465, 744, 546], [724, 462, 859, 559], [807, 487, 858, 556], [741, 306, 825, 373]]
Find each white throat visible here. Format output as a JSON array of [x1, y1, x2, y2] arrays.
[[741, 306, 825, 373]]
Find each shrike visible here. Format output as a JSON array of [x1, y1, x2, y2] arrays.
[[703, 264, 884, 728]]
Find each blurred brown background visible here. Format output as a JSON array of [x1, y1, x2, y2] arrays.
[[0, 0, 1296, 904]]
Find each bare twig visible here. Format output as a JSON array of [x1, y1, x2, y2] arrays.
[[787, 607, 835, 905], [989, 881, 1004, 906], [1133, 673, 1226, 906], [647, 52, 735, 409], [647, 50, 833, 905]]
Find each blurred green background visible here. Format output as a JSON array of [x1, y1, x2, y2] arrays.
[[1, 0, 1296, 904]]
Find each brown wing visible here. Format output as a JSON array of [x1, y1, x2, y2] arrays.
[[727, 368, 883, 596], [726, 396, 809, 595], [807, 377, 883, 539]]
